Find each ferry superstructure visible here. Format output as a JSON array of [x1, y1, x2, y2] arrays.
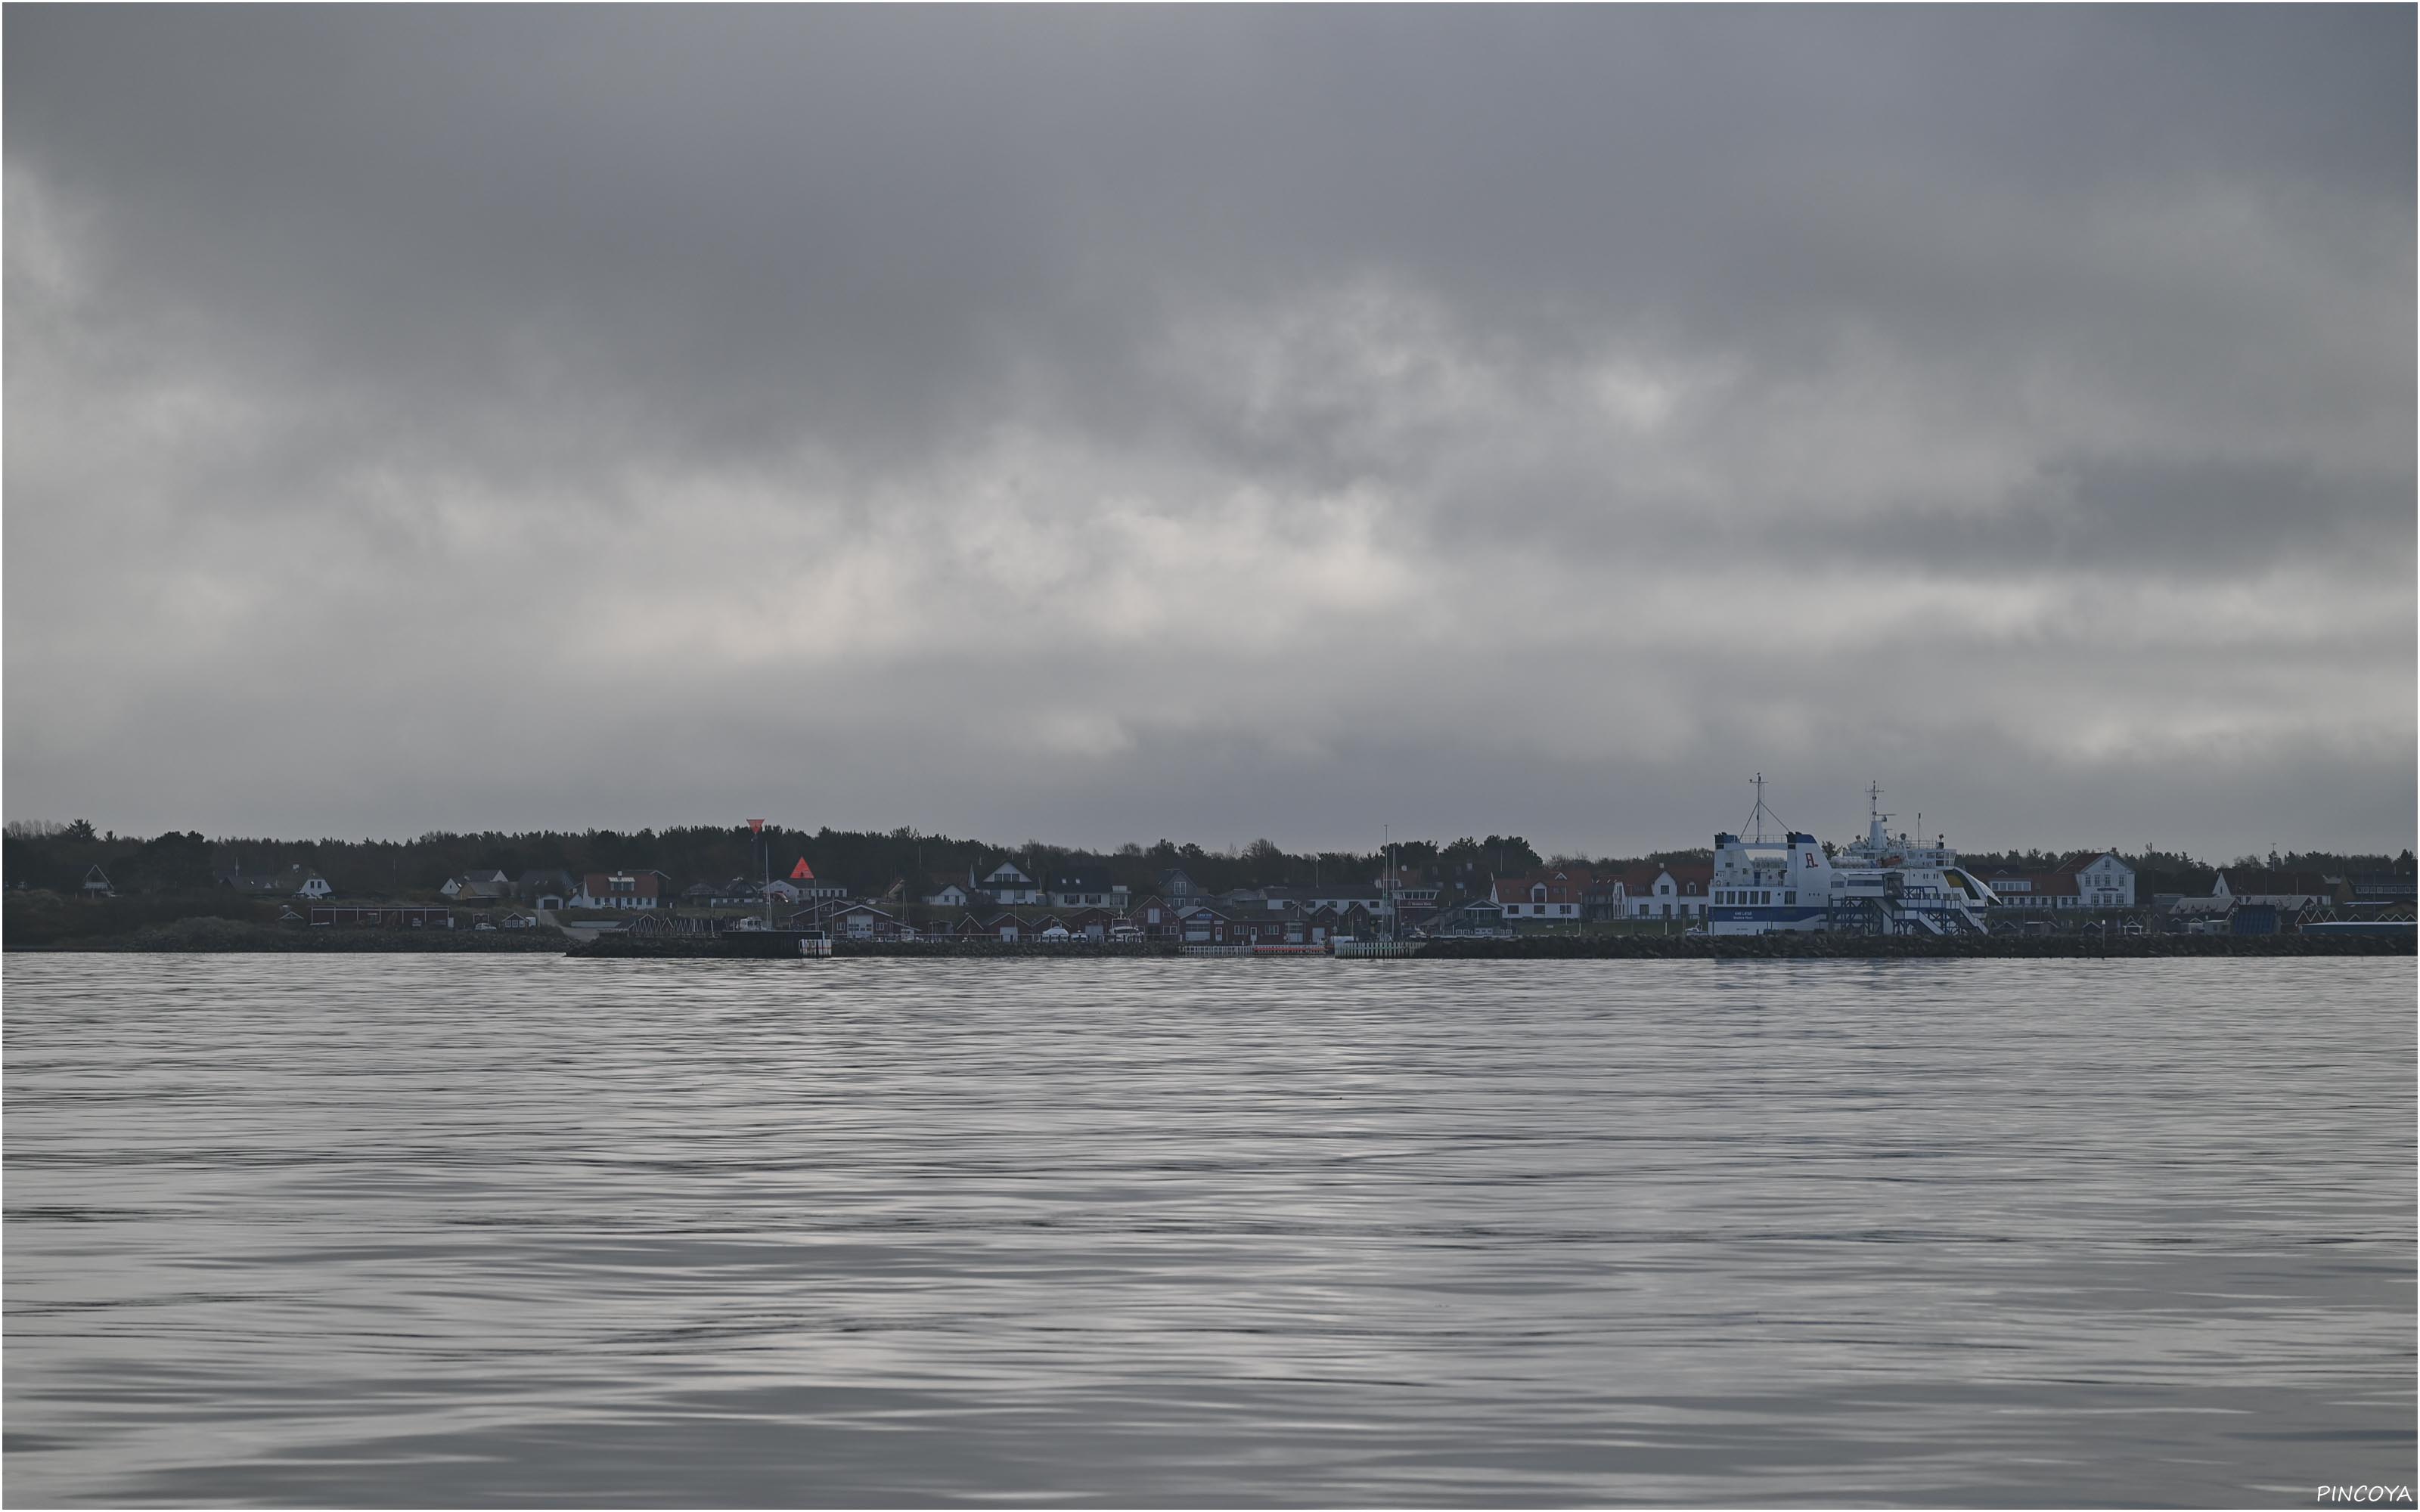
[[1708, 779, 1999, 937]]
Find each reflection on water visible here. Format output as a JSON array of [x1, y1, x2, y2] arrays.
[[5, 955, 2412, 1505]]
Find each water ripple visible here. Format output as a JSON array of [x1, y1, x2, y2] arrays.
[[5, 955, 2412, 1505]]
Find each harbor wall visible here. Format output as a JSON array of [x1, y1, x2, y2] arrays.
[[14, 925, 2407, 958]]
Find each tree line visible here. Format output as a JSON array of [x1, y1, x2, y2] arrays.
[[2, 819, 2407, 904]]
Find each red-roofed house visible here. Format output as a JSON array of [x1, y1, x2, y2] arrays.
[[1491, 868, 1593, 922], [1988, 853, 2135, 911], [1588, 863, 1709, 921], [1981, 871, 2079, 910], [572, 871, 664, 909]]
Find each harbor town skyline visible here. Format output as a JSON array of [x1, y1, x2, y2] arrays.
[[8, 8, 2412, 863]]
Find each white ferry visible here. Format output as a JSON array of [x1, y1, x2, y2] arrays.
[[1709, 779, 1999, 937]]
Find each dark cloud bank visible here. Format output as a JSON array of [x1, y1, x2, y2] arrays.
[[7, 8, 2412, 857]]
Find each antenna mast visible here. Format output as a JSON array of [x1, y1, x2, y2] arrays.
[[1384, 824, 1395, 943], [1742, 773, 1789, 844]]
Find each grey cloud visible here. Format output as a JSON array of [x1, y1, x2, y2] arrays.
[[5, 7, 2411, 856]]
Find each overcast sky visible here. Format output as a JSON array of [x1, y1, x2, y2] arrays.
[[7, 8, 2412, 859]]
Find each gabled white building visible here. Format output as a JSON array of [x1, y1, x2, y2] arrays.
[[1988, 853, 2136, 911], [2068, 854, 2135, 909], [570, 871, 664, 909], [1491, 869, 1590, 922], [1602, 865, 1710, 921], [981, 861, 1042, 905]]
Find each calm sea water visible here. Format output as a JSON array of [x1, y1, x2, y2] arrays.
[[5, 954, 2412, 1507]]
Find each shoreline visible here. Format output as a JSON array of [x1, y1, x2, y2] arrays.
[[8, 933, 2408, 959]]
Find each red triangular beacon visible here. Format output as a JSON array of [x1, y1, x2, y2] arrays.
[[790, 858, 814, 881], [746, 819, 765, 835]]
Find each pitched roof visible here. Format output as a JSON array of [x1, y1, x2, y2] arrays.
[[2218, 869, 2332, 897], [1985, 871, 2080, 897], [1491, 869, 1593, 905], [579, 871, 662, 898]]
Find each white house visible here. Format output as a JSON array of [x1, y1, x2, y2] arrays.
[[1491, 869, 1590, 922], [1047, 865, 1128, 909], [982, 862, 1043, 905], [1987, 854, 2136, 912], [1981, 872, 2077, 910], [1603, 865, 1710, 921], [570, 872, 663, 909], [2065, 854, 2135, 909]]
